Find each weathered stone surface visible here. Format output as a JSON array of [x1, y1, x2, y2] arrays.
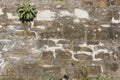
[[57, 40, 69, 44], [40, 31, 62, 39], [53, 59, 74, 67], [95, 53, 110, 60], [48, 40, 56, 47], [74, 54, 92, 61], [42, 66, 61, 78], [118, 46, 120, 51], [55, 49, 72, 59], [31, 53, 41, 59], [104, 62, 119, 72], [73, 46, 93, 52], [38, 51, 54, 64], [65, 63, 79, 79], [0, 0, 120, 79], [41, 51, 54, 60], [4, 48, 28, 60], [37, 40, 47, 48], [3, 62, 44, 80], [112, 51, 120, 60], [63, 26, 82, 39], [37, 40, 55, 48], [88, 66, 101, 77], [87, 41, 99, 45]]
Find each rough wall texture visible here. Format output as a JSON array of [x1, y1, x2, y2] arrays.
[[0, 0, 120, 80]]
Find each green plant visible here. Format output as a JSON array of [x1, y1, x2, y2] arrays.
[[16, 2, 38, 39], [17, 2, 37, 23]]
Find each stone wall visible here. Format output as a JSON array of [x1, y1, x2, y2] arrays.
[[0, 0, 120, 80]]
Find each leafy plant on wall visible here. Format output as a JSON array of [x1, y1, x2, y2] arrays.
[[17, 2, 37, 23], [17, 2, 38, 39], [17, 3, 37, 31]]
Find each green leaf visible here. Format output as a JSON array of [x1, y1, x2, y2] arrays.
[[20, 11, 25, 18]]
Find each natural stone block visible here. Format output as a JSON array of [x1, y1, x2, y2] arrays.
[[87, 41, 99, 45], [37, 39, 55, 48], [41, 51, 54, 60], [112, 51, 120, 60], [42, 66, 61, 77], [74, 54, 92, 61], [88, 66, 101, 77], [57, 40, 69, 44], [95, 53, 110, 60], [104, 62, 119, 72], [73, 46, 93, 52], [37, 40, 47, 48], [93, 1, 107, 7], [55, 49, 72, 59]]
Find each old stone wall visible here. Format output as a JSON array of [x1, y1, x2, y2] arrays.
[[0, 0, 120, 80]]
